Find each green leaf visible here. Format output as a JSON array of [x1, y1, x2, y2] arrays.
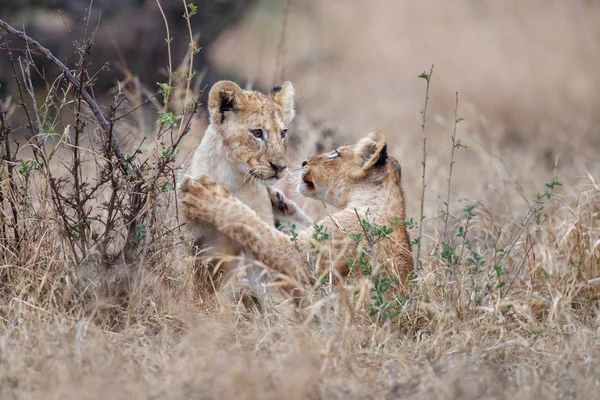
[[186, 2, 198, 17], [404, 217, 417, 229], [455, 139, 467, 149], [135, 223, 147, 245], [545, 176, 562, 189], [157, 82, 173, 103], [18, 159, 40, 175], [157, 111, 182, 127], [160, 183, 175, 192], [494, 265, 506, 276], [463, 203, 478, 218], [349, 232, 363, 245], [534, 211, 542, 225]]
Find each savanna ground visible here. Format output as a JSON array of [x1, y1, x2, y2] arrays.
[[1, 0, 599, 398]]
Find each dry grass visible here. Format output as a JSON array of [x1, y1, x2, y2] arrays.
[[1, 1, 600, 399], [1, 180, 599, 398]]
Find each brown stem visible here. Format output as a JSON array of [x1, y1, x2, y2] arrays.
[[415, 64, 434, 273], [0, 101, 20, 248], [0, 18, 140, 180], [72, 41, 92, 257]]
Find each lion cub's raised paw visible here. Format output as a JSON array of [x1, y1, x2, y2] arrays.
[[268, 187, 294, 215], [267, 187, 313, 232], [180, 175, 230, 197], [179, 175, 232, 224]]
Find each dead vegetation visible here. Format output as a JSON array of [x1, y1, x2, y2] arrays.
[[1, 1, 600, 399]]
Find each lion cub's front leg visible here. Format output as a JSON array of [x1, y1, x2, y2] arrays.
[[180, 176, 306, 283], [268, 187, 313, 234]]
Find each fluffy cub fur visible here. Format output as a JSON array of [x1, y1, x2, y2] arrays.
[[179, 131, 414, 299], [179, 80, 299, 296]]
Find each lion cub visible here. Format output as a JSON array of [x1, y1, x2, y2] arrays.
[[179, 80, 309, 298], [179, 131, 414, 298]]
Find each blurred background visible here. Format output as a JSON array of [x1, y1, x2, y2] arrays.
[[2, 0, 599, 218]]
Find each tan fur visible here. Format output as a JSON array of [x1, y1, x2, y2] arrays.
[[179, 80, 296, 296], [179, 131, 414, 300]]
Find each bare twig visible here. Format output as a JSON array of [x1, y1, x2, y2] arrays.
[[502, 231, 535, 299], [497, 157, 559, 275], [414, 65, 434, 273], [1, 33, 36, 140], [72, 40, 93, 257], [179, 0, 197, 140], [274, 0, 291, 85], [155, 0, 173, 110], [0, 101, 20, 247], [0, 18, 139, 179], [442, 92, 461, 245]]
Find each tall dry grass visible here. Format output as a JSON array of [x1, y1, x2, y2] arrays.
[[1, 1, 600, 398]]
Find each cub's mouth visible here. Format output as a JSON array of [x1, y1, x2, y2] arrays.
[[303, 178, 315, 189], [301, 169, 315, 190], [249, 170, 280, 182]]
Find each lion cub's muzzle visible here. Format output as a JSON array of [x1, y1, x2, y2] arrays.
[[250, 162, 288, 181], [300, 167, 315, 189], [270, 162, 287, 180]]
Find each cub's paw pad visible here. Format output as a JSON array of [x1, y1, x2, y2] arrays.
[[276, 193, 288, 212], [269, 188, 290, 213], [178, 176, 193, 193]]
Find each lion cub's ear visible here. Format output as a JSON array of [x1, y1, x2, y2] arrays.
[[270, 81, 295, 124], [354, 130, 388, 172], [208, 81, 249, 124]]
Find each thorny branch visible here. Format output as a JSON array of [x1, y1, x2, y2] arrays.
[[0, 18, 139, 179], [0, 100, 21, 248], [0, 18, 197, 267]]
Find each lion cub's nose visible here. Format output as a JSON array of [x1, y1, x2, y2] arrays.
[[270, 162, 287, 173], [301, 160, 308, 167]]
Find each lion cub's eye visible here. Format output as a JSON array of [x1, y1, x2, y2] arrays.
[[250, 129, 264, 139], [329, 149, 341, 160], [281, 129, 288, 140]]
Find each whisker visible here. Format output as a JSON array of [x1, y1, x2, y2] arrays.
[[243, 170, 254, 186]]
